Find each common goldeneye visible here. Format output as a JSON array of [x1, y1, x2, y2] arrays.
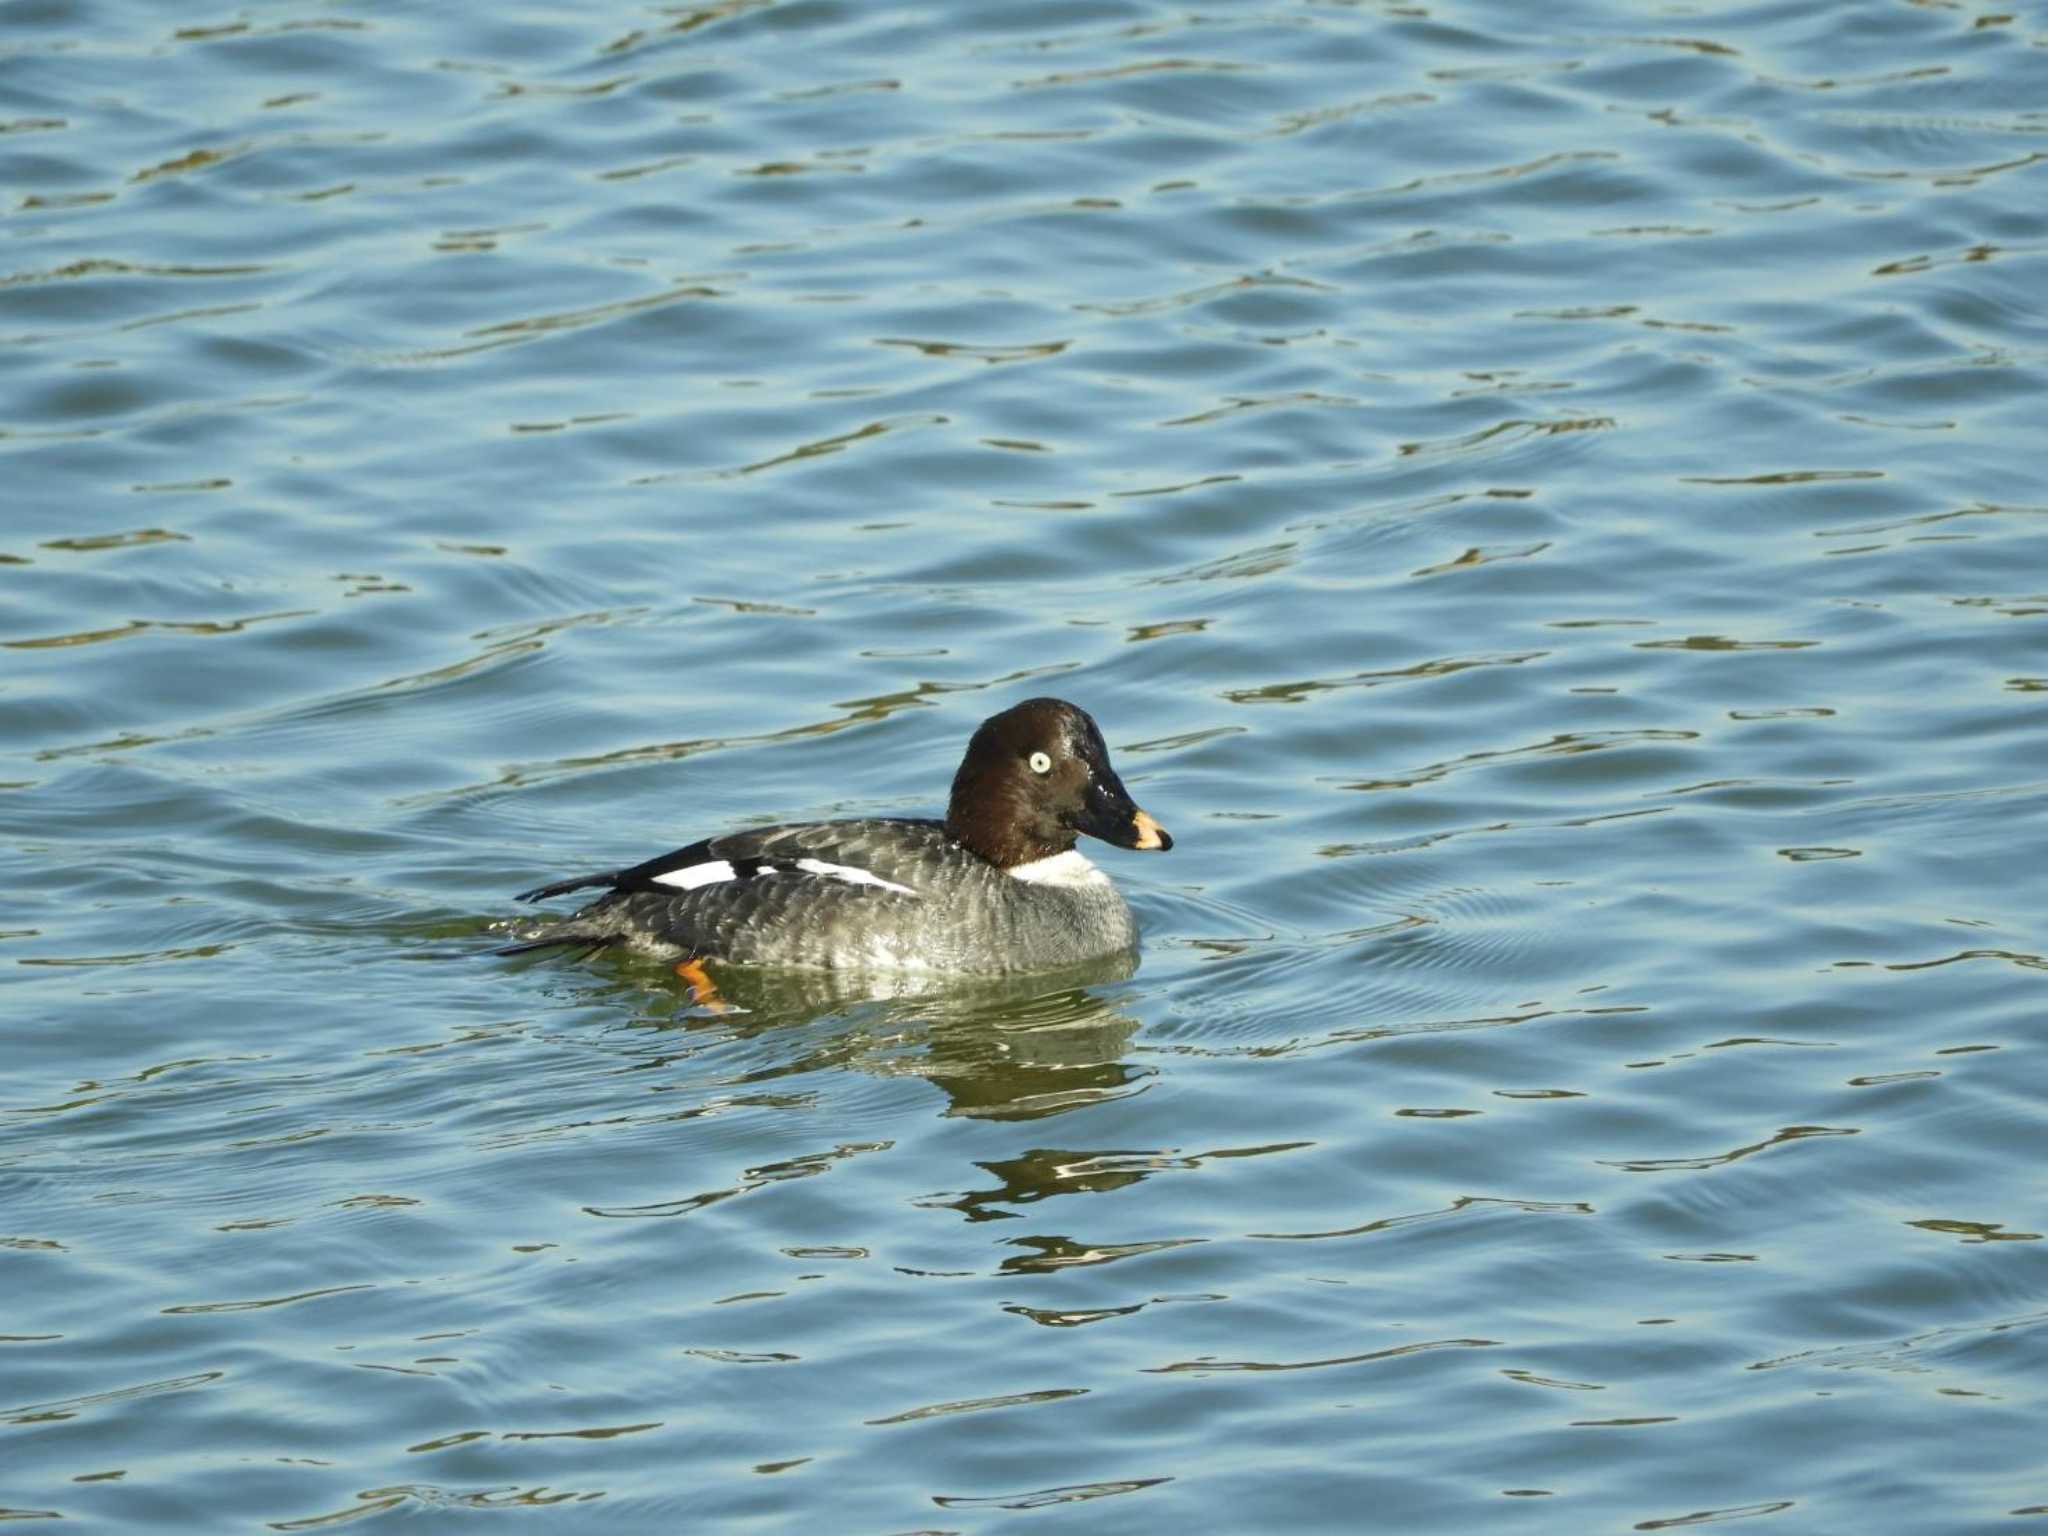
[[501, 697, 1172, 975]]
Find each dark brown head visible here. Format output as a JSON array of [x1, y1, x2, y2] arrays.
[[945, 698, 1172, 868]]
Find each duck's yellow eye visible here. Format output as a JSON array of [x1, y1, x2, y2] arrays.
[[1028, 750, 1052, 774]]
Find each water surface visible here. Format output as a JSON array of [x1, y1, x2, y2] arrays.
[[4, 0, 2046, 1530]]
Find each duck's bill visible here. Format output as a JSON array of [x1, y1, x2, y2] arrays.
[[1078, 775, 1173, 852], [1129, 809, 1172, 851]]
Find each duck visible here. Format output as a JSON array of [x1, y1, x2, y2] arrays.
[[500, 697, 1172, 978]]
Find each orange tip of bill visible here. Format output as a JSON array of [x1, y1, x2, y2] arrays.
[[1132, 809, 1172, 852]]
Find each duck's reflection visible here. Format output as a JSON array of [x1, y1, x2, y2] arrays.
[[638, 950, 1148, 1124], [528, 949, 1165, 1234]]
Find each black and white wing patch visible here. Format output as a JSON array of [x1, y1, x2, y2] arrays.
[[518, 836, 920, 905], [636, 853, 917, 897]]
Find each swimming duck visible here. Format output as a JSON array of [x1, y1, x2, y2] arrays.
[[501, 697, 1172, 976]]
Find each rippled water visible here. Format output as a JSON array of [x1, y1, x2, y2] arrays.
[[5, 0, 2046, 1529]]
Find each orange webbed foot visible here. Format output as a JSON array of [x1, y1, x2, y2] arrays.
[[674, 957, 728, 1011]]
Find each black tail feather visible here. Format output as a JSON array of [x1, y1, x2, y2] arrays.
[[514, 870, 621, 904]]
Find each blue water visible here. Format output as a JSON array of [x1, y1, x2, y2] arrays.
[[5, 0, 2046, 1529]]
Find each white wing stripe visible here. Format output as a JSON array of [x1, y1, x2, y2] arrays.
[[649, 856, 915, 897], [794, 858, 917, 896], [651, 860, 737, 890]]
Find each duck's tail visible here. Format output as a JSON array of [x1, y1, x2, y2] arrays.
[[513, 869, 622, 904]]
